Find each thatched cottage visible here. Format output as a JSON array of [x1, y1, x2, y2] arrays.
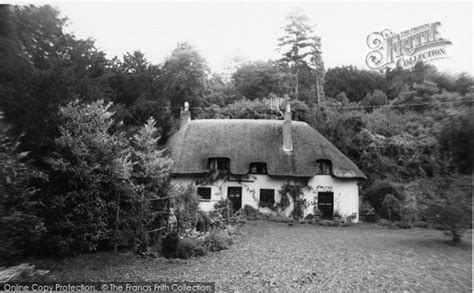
[[167, 102, 366, 222]]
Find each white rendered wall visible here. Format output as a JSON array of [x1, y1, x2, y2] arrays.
[[171, 174, 359, 222]]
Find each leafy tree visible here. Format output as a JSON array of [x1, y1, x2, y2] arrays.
[[277, 11, 324, 102], [0, 5, 110, 160], [106, 51, 175, 139], [437, 108, 473, 174], [159, 42, 210, 110], [362, 180, 403, 220], [203, 73, 239, 107], [232, 61, 289, 100], [361, 89, 388, 111], [419, 176, 471, 243], [128, 117, 172, 252], [324, 66, 387, 102], [0, 114, 46, 260], [43, 100, 131, 254], [381, 193, 400, 223]]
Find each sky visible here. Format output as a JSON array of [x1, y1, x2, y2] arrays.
[[41, 1, 473, 75]]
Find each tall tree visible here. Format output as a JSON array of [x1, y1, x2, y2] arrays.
[[105, 51, 175, 139], [0, 5, 109, 160], [232, 61, 290, 100], [277, 11, 324, 102], [159, 42, 210, 111]]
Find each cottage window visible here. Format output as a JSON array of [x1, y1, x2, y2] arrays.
[[316, 160, 332, 175], [249, 162, 267, 174], [259, 189, 275, 207], [208, 158, 230, 172], [197, 187, 211, 201]]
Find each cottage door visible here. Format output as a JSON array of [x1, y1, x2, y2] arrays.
[[318, 192, 334, 219], [227, 187, 242, 212]]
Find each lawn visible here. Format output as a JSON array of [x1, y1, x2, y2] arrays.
[[32, 221, 472, 291]]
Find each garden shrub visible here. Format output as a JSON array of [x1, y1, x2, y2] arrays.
[[377, 219, 390, 227], [161, 232, 179, 258], [214, 199, 234, 219], [205, 230, 233, 251], [176, 238, 197, 259], [195, 211, 211, 232], [418, 175, 471, 243], [359, 201, 378, 222], [173, 185, 200, 230], [414, 221, 429, 228], [382, 193, 400, 222], [395, 221, 411, 229], [162, 234, 208, 259], [0, 116, 47, 260], [363, 180, 404, 220]]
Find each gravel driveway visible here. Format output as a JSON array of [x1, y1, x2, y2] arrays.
[[50, 221, 472, 291]]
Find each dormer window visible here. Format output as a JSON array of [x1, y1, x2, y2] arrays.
[[249, 162, 267, 174], [208, 158, 230, 172], [316, 160, 332, 175]]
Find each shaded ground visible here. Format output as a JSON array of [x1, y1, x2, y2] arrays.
[[35, 221, 472, 291]]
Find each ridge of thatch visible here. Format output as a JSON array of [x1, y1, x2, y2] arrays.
[[167, 119, 366, 179]]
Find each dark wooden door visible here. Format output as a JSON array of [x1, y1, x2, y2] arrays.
[[318, 192, 334, 219], [228, 187, 242, 212]]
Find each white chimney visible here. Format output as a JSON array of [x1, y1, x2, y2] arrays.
[[283, 104, 293, 152], [180, 101, 191, 128]]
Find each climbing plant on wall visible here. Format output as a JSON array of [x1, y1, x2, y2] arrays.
[[277, 182, 309, 219]]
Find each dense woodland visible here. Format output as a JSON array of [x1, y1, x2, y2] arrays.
[[0, 5, 472, 260]]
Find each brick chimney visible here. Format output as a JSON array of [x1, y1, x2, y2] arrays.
[[180, 101, 191, 128], [283, 104, 293, 152]]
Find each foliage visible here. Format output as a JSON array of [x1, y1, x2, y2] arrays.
[[362, 180, 403, 220], [437, 108, 473, 174], [42, 100, 130, 254], [359, 201, 378, 222], [418, 176, 472, 243], [278, 183, 308, 220], [159, 42, 210, 109], [0, 5, 110, 160], [277, 11, 324, 102], [214, 199, 234, 219], [161, 231, 180, 258], [106, 52, 175, 140], [381, 194, 400, 222], [127, 117, 172, 251], [43, 100, 171, 255], [361, 90, 388, 111], [204, 230, 234, 252], [232, 61, 290, 100], [324, 66, 387, 102], [0, 115, 46, 260], [171, 184, 201, 231]]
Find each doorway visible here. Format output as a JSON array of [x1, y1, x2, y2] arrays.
[[318, 192, 334, 219], [227, 187, 242, 212]]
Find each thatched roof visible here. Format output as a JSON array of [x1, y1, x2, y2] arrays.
[[167, 119, 366, 179]]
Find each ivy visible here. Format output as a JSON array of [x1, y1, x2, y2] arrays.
[[277, 182, 309, 220]]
